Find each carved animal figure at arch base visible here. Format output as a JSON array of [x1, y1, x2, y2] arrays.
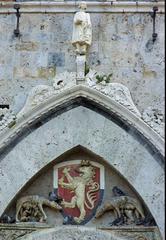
[[95, 187, 145, 226], [15, 195, 62, 223]]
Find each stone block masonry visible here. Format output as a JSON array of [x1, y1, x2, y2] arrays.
[[0, 7, 164, 113]]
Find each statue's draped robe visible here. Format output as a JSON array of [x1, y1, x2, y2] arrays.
[[72, 11, 92, 46]]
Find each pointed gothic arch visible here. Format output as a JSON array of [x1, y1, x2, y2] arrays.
[[0, 86, 164, 238]]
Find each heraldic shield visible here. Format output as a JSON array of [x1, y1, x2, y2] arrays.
[[53, 160, 105, 225]]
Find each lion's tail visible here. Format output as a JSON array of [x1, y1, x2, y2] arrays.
[[85, 182, 100, 210]]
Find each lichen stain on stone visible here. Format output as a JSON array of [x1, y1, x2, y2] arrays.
[[13, 66, 56, 79], [143, 67, 157, 79], [15, 42, 39, 51], [13, 67, 38, 79], [37, 67, 56, 79], [8, 120, 16, 129]]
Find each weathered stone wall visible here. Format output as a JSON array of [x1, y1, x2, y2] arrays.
[[0, 3, 164, 240], [0, 12, 164, 113]]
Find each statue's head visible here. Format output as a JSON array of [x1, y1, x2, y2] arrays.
[[78, 1, 87, 11]]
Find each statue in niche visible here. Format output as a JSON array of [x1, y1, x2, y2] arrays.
[[15, 195, 62, 223], [95, 186, 145, 226], [72, 2, 92, 55]]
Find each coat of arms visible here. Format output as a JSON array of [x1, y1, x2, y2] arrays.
[[53, 160, 104, 224]]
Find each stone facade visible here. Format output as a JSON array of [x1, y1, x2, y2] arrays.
[[0, 6, 164, 114], [0, 1, 164, 240]]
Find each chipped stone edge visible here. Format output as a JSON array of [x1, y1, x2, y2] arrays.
[[0, 1, 165, 14], [0, 85, 164, 158]]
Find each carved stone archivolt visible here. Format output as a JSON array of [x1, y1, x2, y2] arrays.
[[2, 77, 164, 140], [0, 84, 164, 162], [86, 70, 141, 117], [0, 65, 164, 145], [9, 70, 163, 142], [142, 107, 164, 138], [17, 85, 55, 119], [15, 71, 141, 119]]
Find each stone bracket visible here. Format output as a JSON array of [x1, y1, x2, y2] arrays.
[[149, 6, 158, 42], [13, 4, 21, 37], [76, 55, 86, 85]]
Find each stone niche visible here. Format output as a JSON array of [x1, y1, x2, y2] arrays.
[[1, 147, 160, 240]]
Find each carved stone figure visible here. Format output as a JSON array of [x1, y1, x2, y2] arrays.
[[16, 195, 62, 223], [58, 160, 99, 223], [0, 214, 15, 224], [136, 212, 156, 226], [17, 85, 54, 119], [112, 186, 126, 196], [72, 2, 92, 55], [48, 188, 63, 204], [95, 187, 145, 226]]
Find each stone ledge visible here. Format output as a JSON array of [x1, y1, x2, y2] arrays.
[[0, 223, 159, 231], [0, 223, 51, 230], [0, 1, 165, 14], [99, 226, 159, 232]]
